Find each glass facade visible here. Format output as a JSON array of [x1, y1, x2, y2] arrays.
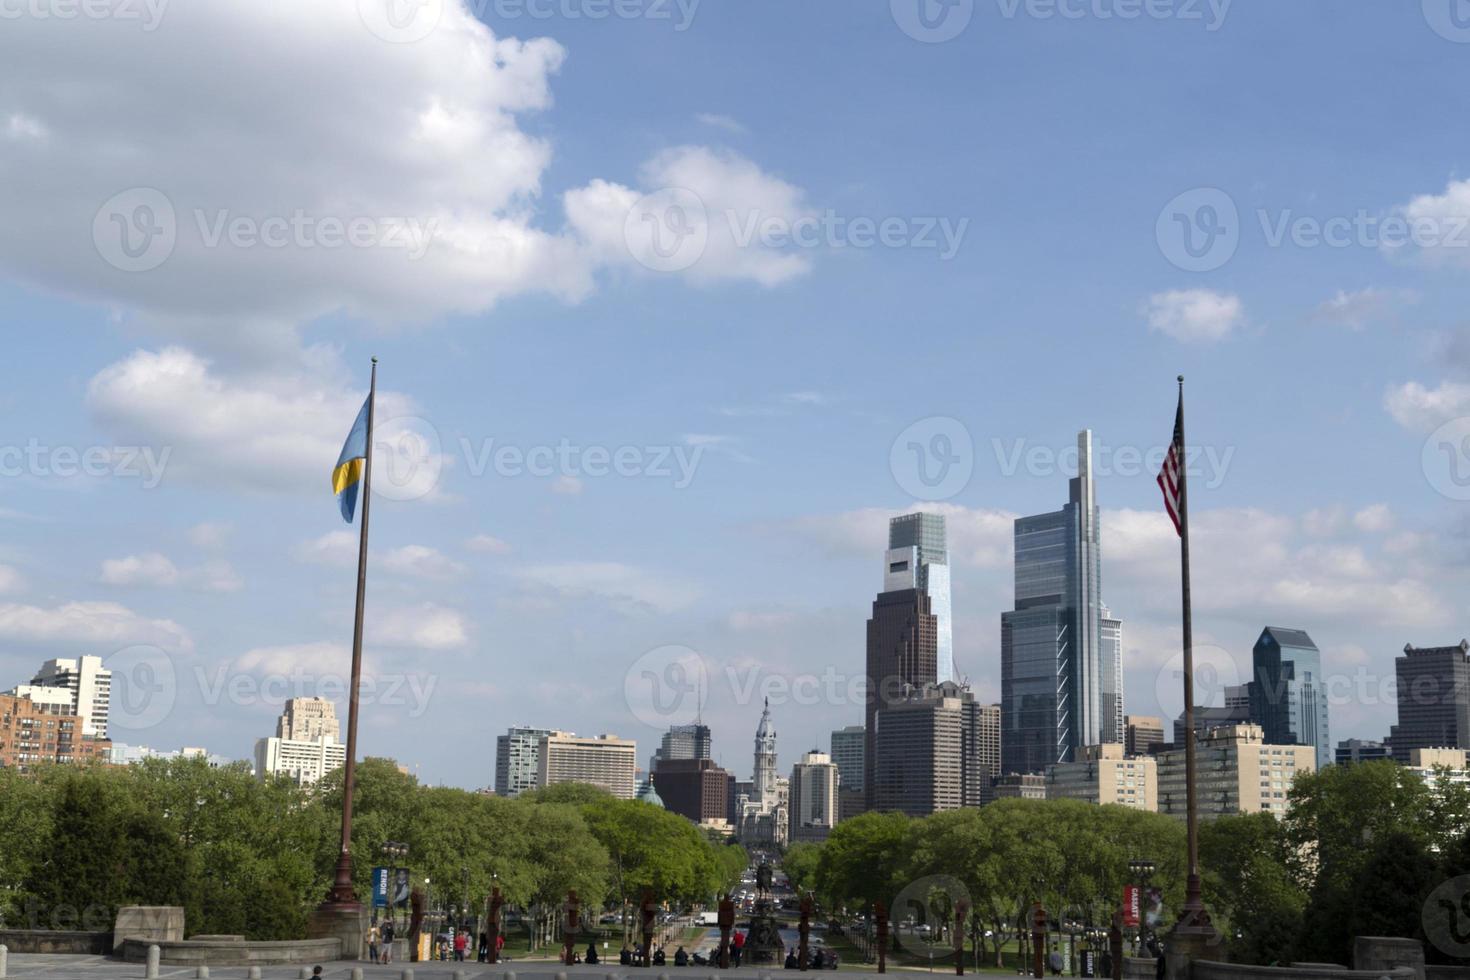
[[1250, 627, 1331, 770], [1001, 430, 1113, 773], [889, 513, 955, 683]]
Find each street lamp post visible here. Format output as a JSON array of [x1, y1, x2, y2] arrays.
[[1127, 860, 1155, 955]]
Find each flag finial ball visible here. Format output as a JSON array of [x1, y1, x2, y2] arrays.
[[1177, 374, 1184, 384]]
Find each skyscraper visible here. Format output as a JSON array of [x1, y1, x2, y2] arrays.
[[1248, 627, 1330, 769], [1389, 640, 1470, 763], [20, 656, 111, 738], [1099, 607, 1124, 746], [1001, 430, 1107, 773], [651, 722, 712, 775], [864, 586, 938, 806], [788, 750, 839, 842], [829, 725, 865, 795], [495, 725, 554, 797], [275, 697, 339, 741], [872, 681, 991, 815], [887, 512, 955, 682]]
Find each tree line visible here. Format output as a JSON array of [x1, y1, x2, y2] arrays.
[[781, 762, 1470, 968], [0, 756, 746, 942]]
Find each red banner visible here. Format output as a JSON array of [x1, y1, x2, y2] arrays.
[[1122, 886, 1141, 928]]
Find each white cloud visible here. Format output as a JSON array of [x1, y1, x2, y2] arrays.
[[235, 641, 351, 677], [465, 534, 511, 555], [99, 552, 242, 592], [100, 552, 180, 587], [0, 564, 24, 595], [1353, 504, 1396, 533], [565, 146, 814, 287], [519, 561, 700, 615], [0, 600, 192, 652], [1144, 289, 1244, 343], [1312, 287, 1411, 330], [1386, 178, 1470, 270], [780, 503, 1015, 569], [551, 475, 584, 495], [373, 603, 469, 650], [695, 112, 747, 134], [188, 522, 233, 550], [88, 346, 449, 498], [294, 532, 466, 580], [1384, 380, 1470, 431]]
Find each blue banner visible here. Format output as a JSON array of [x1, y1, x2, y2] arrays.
[[372, 866, 390, 908]]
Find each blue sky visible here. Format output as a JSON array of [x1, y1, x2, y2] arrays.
[[1, 0, 1469, 786]]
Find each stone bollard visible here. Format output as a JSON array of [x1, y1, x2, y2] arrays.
[[401, 970, 415, 980], [146, 944, 161, 979], [248, 969, 261, 980], [455, 973, 467, 980], [0, 943, 7, 980], [300, 969, 312, 980], [557, 973, 569, 980], [196, 968, 210, 979], [352, 970, 364, 980]]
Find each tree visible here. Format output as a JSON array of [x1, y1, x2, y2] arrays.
[[1200, 812, 1304, 965]]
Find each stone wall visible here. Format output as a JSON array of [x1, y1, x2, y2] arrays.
[[0, 928, 112, 954], [1194, 959, 1420, 980], [112, 905, 184, 953], [119, 936, 342, 966]]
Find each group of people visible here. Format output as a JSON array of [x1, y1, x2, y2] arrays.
[[783, 947, 837, 970], [366, 921, 396, 965]]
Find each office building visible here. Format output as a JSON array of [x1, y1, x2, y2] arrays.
[[19, 656, 112, 738], [830, 725, 865, 796], [1045, 743, 1156, 811], [1125, 716, 1166, 757], [887, 512, 955, 683], [495, 726, 555, 797], [537, 732, 638, 799], [1389, 641, 1470, 763], [1100, 609, 1125, 746], [1249, 627, 1331, 770], [1001, 430, 1112, 773], [975, 702, 1001, 802], [275, 697, 339, 741], [871, 681, 990, 815], [254, 733, 346, 786], [653, 757, 730, 825], [1156, 724, 1315, 820], [0, 691, 111, 770], [1407, 747, 1470, 791], [788, 750, 840, 843], [1335, 738, 1390, 766], [991, 773, 1047, 800], [110, 743, 232, 768], [865, 585, 938, 807], [652, 723, 712, 773], [1173, 685, 1252, 745]]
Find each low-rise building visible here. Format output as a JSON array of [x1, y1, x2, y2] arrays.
[[0, 692, 111, 770], [991, 772, 1047, 800], [1156, 723, 1315, 820], [1045, 743, 1156, 811]]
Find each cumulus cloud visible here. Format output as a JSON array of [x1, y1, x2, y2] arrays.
[[0, 600, 193, 652], [372, 603, 470, 650], [188, 522, 233, 550], [294, 532, 466, 580], [0, 1, 810, 358], [519, 561, 701, 615], [1384, 380, 1470, 431], [1385, 178, 1470, 270], [1311, 287, 1414, 330], [465, 534, 512, 555], [0, 564, 24, 595], [99, 552, 242, 592], [235, 641, 352, 677], [1144, 289, 1244, 343]]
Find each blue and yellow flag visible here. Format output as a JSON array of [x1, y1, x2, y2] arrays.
[[332, 396, 370, 523]]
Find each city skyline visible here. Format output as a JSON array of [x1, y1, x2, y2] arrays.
[[1, 2, 1469, 788]]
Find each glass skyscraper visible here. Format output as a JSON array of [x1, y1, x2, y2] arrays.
[[886, 512, 955, 683], [1001, 430, 1112, 773], [1249, 627, 1330, 769]]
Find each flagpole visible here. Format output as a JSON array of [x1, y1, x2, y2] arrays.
[[326, 356, 376, 909], [1176, 374, 1207, 924]]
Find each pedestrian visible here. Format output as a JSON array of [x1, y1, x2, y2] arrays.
[[621, 945, 633, 966], [587, 942, 601, 965], [1152, 939, 1166, 980], [381, 921, 394, 964], [784, 951, 798, 970], [732, 929, 746, 967], [479, 930, 489, 962], [368, 923, 380, 964], [1100, 949, 1113, 980], [1049, 944, 1064, 976], [454, 929, 468, 961], [813, 948, 826, 970], [654, 945, 667, 966], [496, 932, 505, 960], [674, 946, 689, 966], [311, 969, 323, 979]]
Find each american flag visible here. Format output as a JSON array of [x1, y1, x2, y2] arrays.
[[1157, 392, 1184, 536]]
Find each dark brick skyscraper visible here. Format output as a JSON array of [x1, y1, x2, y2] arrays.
[[864, 586, 938, 809], [1390, 640, 1470, 763]]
